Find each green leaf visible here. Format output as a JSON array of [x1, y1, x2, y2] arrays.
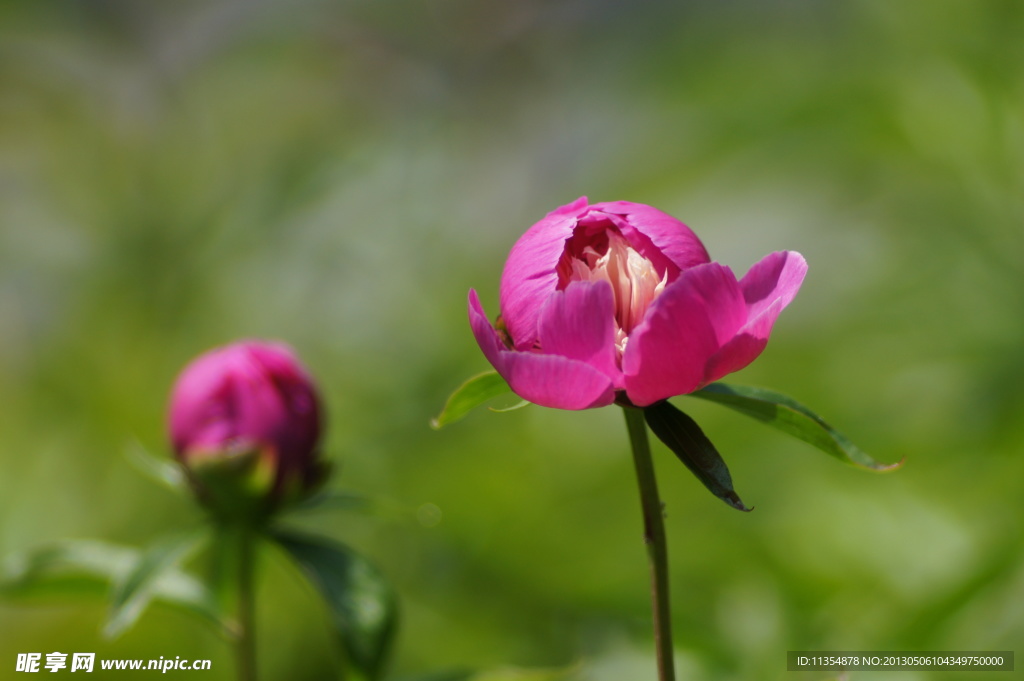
[[690, 383, 901, 471], [105, 530, 210, 638], [431, 371, 513, 429], [0, 539, 228, 637], [271, 530, 397, 681], [187, 445, 276, 523], [1, 540, 137, 602], [125, 440, 188, 493], [644, 400, 751, 511]]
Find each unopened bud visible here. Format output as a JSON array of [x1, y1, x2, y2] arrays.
[[168, 340, 327, 521]]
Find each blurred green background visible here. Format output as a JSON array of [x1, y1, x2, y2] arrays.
[[1, 0, 1022, 679]]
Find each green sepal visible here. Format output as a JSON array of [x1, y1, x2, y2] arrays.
[[185, 444, 276, 524], [271, 529, 397, 681], [690, 383, 902, 471], [272, 458, 333, 515], [644, 400, 751, 511], [432, 371, 518, 429]]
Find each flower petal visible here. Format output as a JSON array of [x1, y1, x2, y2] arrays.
[[592, 201, 711, 274], [468, 289, 511, 373], [468, 290, 616, 410], [497, 351, 618, 410], [740, 250, 807, 318], [499, 197, 590, 350], [702, 300, 780, 383], [622, 263, 746, 406], [703, 251, 807, 383], [537, 280, 623, 388]]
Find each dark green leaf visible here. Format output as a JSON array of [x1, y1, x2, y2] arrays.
[[271, 530, 397, 681], [431, 371, 512, 429], [105, 530, 218, 639], [690, 383, 901, 471], [644, 400, 751, 511]]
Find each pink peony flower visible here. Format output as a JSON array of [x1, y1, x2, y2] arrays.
[[469, 197, 807, 409], [168, 340, 324, 507]]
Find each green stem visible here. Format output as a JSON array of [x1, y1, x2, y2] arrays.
[[236, 528, 258, 681], [623, 405, 676, 681]]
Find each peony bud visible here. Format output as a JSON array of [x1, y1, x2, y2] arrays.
[[469, 197, 807, 409], [168, 340, 326, 521]]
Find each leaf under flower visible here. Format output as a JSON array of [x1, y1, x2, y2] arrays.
[[690, 383, 901, 471], [643, 400, 751, 511]]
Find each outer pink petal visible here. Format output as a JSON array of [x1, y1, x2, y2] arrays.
[[702, 299, 781, 383], [468, 289, 511, 372], [537, 280, 623, 388], [622, 263, 747, 406], [703, 251, 807, 383], [499, 197, 590, 350], [740, 250, 807, 317], [496, 351, 618, 410], [468, 290, 616, 410], [591, 200, 711, 273]]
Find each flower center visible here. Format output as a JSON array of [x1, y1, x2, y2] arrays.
[[559, 229, 667, 354]]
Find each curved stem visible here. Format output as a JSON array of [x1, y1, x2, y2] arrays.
[[623, 405, 675, 681], [236, 529, 258, 681]]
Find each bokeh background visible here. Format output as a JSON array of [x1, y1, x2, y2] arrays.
[[1, 0, 1022, 679]]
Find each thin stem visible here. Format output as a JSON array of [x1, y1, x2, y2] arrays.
[[623, 405, 675, 681], [236, 528, 258, 681]]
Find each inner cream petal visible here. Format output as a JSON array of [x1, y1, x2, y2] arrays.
[[568, 231, 667, 354]]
